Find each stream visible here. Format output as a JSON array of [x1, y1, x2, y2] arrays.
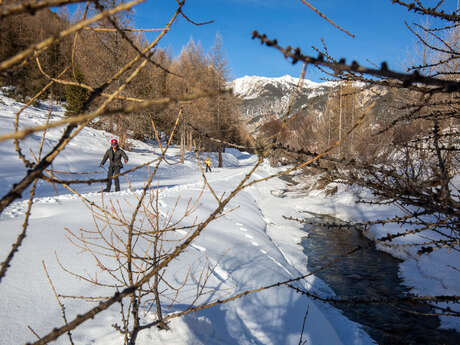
[[300, 213, 459, 345]]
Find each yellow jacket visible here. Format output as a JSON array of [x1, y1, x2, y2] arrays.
[[204, 157, 211, 167]]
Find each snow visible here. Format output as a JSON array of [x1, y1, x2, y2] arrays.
[[0, 92, 458, 344], [230, 75, 335, 100]]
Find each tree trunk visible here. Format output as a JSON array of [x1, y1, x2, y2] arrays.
[[180, 132, 185, 163], [218, 145, 223, 168], [188, 131, 193, 152], [338, 84, 342, 157]]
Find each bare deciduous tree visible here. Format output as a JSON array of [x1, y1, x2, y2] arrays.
[[252, 0, 460, 316]]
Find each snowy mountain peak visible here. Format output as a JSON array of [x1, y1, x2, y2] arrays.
[[228, 75, 336, 132], [230, 75, 330, 100]]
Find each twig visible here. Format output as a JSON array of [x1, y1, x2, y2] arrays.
[[298, 304, 309, 345], [0, 0, 89, 19], [42, 261, 75, 345], [27, 325, 41, 340], [299, 0, 355, 38]]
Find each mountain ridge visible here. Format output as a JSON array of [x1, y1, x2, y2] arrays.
[[228, 75, 337, 133], [228, 75, 388, 135]]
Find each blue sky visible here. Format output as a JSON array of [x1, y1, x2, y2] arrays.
[[130, 0, 450, 82]]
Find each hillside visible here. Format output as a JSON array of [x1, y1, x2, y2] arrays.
[[1, 90, 459, 344], [0, 92, 377, 345]]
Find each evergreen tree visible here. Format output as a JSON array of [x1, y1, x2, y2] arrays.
[[65, 68, 88, 116]]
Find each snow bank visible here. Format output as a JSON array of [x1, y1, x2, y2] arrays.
[[291, 179, 460, 331], [0, 93, 375, 345]]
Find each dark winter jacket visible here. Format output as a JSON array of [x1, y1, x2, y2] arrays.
[[100, 146, 128, 168]]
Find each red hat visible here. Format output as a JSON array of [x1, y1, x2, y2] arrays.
[[111, 139, 118, 145]]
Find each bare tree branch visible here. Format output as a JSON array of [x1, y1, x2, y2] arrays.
[[299, 0, 355, 38], [251, 31, 460, 92]]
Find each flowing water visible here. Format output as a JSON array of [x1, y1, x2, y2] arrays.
[[300, 213, 459, 345]]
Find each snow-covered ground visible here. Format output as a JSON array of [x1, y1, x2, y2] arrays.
[[0, 93, 458, 344]]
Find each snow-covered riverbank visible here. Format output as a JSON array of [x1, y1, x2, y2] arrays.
[[0, 94, 372, 345], [0, 93, 458, 344]]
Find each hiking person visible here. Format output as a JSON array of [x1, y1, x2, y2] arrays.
[[99, 138, 128, 192], [204, 156, 212, 173]]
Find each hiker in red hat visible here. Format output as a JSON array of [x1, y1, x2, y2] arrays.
[[99, 138, 128, 192]]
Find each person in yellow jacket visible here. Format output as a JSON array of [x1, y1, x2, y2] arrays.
[[204, 156, 212, 173]]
